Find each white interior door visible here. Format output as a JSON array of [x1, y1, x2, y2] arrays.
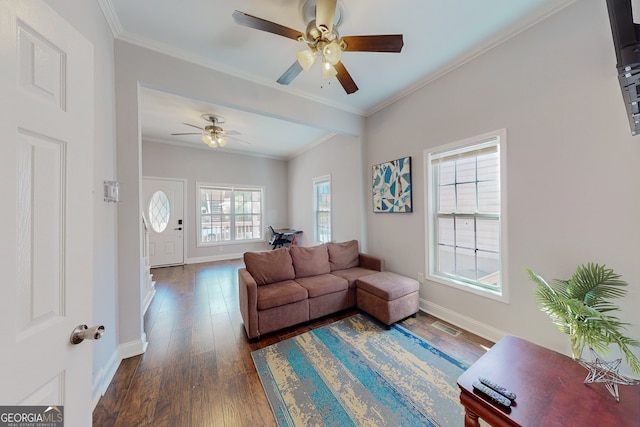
[[0, 1, 94, 425], [143, 178, 185, 267]]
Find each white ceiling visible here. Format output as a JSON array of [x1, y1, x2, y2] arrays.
[[100, 0, 575, 159], [139, 87, 334, 159]]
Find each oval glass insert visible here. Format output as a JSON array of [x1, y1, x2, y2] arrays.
[[149, 190, 170, 233]]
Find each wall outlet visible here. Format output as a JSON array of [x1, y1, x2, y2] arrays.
[[417, 272, 424, 283]]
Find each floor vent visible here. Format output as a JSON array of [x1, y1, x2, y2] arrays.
[[432, 321, 461, 337]]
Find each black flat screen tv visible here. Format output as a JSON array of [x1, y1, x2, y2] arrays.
[[607, 0, 640, 135]]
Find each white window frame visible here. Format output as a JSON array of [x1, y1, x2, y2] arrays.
[[424, 129, 508, 302], [313, 175, 332, 244], [196, 182, 264, 247]]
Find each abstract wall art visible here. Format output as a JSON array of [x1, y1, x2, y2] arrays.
[[372, 156, 412, 213]]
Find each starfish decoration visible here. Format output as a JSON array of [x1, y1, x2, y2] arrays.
[[577, 349, 640, 402]]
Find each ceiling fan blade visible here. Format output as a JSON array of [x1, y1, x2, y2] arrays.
[[221, 130, 241, 136], [277, 61, 304, 85], [232, 10, 304, 41], [316, 0, 337, 33], [334, 62, 359, 94], [182, 123, 205, 131], [171, 132, 200, 136], [340, 35, 404, 52]]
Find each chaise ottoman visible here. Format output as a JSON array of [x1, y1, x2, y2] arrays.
[[356, 271, 419, 327]]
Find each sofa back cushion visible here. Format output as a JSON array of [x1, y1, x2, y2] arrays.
[[290, 244, 330, 278], [244, 248, 295, 286], [327, 240, 360, 271]]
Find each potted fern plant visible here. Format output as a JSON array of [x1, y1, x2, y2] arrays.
[[526, 263, 640, 377]]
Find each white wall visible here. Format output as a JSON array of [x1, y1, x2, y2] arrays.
[[365, 0, 640, 373], [142, 140, 288, 260], [288, 133, 367, 248], [43, 0, 119, 406]]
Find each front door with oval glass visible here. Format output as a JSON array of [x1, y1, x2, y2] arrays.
[[143, 178, 185, 266]]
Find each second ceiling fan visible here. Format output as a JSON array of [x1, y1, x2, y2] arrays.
[[232, 0, 403, 94], [171, 114, 245, 149]]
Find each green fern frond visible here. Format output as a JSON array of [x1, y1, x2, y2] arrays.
[[527, 263, 640, 376], [567, 263, 627, 303]]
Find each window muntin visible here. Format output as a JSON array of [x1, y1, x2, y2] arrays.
[[234, 189, 262, 240], [149, 190, 170, 233], [198, 184, 262, 244], [427, 132, 505, 296], [313, 176, 331, 243]]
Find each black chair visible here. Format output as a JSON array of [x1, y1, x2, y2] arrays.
[[268, 226, 288, 250]]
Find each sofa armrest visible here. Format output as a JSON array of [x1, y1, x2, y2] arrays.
[[238, 268, 259, 339], [359, 253, 384, 272]]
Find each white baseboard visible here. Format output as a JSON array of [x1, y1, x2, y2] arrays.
[[92, 335, 150, 410], [91, 350, 120, 410], [186, 253, 243, 264], [142, 285, 156, 315], [91, 333, 149, 411], [419, 298, 507, 344], [118, 335, 148, 360]]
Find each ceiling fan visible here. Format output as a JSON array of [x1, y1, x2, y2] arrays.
[[232, 0, 403, 94], [171, 114, 244, 149]]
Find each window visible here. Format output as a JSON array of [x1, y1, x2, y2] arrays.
[[148, 190, 170, 233], [313, 176, 331, 243], [198, 184, 263, 244], [426, 130, 506, 298]]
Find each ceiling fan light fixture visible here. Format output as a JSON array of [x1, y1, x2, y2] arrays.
[[296, 48, 316, 71], [232, 3, 401, 95], [322, 40, 342, 65], [201, 133, 215, 147], [321, 60, 337, 79], [201, 133, 227, 149]]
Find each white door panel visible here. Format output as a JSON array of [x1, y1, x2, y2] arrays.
[[0, 1, 94, 425], [143, 178, 185, 267]]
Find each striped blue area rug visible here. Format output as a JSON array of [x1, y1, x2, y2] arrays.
[[251, 314, 470, 427]]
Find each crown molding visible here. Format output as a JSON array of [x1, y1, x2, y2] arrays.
[[97, 0, 122, 37]]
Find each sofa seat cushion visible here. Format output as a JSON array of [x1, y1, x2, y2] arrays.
[[244, 248, 295, 286], [331, 268, 379, 288], [327, 240, 360, 271], [257, 280, 308, 311], [290, 244, 330, 278], [295, 274, 348, 298]]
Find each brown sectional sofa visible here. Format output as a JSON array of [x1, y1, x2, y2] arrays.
[[238, 240, 383, 340]]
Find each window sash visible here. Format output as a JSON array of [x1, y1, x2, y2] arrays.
[[233, 189, 262, 241], [198, 184, 263, 244], [435, 213, 500, 290], [313, 176, 331, 243], [427, 133, 503, 295]]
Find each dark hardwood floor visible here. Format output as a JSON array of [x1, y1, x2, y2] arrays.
[[93, 259, 494, 427]]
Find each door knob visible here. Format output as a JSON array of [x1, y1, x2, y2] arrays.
[[174, 227, 182, 230], [70, 324, 105, 345]]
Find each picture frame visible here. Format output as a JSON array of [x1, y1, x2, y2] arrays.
[[372, 156, 412, 213]]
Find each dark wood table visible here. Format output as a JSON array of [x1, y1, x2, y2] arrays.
[[457, 335, 640, 427]]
